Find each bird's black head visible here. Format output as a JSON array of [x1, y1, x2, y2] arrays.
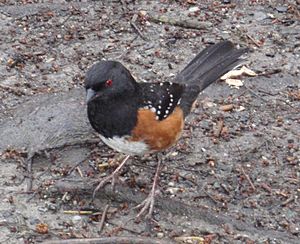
[[85, 61, 138, 103]]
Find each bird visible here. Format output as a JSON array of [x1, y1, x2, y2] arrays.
[[85, 41, 247, 219]]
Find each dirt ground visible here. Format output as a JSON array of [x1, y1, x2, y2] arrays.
[[0, 0, 299, 243]]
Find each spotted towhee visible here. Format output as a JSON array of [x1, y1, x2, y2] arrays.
[[85, 41, 247, 218]]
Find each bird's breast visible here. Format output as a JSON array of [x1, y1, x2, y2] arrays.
[[130, 106, 184, 151], [99, 135, 149, 155]]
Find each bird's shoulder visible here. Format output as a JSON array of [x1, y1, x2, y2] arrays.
[[138, 81, 185, 121]]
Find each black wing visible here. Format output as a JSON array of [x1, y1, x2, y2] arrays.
[[138, 82, 184, 120]]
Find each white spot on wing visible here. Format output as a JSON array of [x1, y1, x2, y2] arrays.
[[150, 107, 156, 113], [157, 110, 161, 115]]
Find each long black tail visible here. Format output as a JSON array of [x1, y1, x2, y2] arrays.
[[174, 41, 247, 92]]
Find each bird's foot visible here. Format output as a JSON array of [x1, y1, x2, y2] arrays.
[[92, 155, 130, 200], [134, 155, 162, 220], [134, 187, 157, 220]]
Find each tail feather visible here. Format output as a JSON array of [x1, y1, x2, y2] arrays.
[[175, 41, 248, 117], [174, 41, 248, 91]]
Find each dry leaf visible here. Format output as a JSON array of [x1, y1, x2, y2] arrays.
[[35, 223, 48, 234], [241, 66, 257, 76], [221, 66, 257, 80], [225, 79, 244, 89], [220, 104, 234, 111], [236, 106, 246, 112]]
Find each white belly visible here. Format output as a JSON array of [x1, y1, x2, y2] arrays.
[[99, 135, 149, 155]]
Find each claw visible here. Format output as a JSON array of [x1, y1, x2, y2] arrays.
[[92, 155, 130, 200]]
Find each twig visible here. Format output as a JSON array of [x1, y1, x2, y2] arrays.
[[281, 195, 294, 206], [148, 14, 212, 30], [240, 166, 256, 191], [43, 236, 173, 244], [99, 204, 109, 234], [26, 155, 33, 192], [24, 138, 100, 191], [76, 167, 84, 177], [246, 34, 262, 47], [174, 236, 204, 243], [53, 179, 299, 243], [60, 13, 72, 26], [244, 85, 268, 102], [213, 119, 224, 138], [130, 14, 147, 40], [258, 68, 282, 77], [64, 210, 94, 215]]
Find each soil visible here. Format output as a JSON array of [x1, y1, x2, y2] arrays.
[[0, 1, 299, 243]]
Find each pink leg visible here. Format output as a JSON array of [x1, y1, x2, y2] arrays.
[[134, 157, 162, 220], [92, 155, 130, 199]]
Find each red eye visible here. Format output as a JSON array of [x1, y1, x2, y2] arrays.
[[105, 79, 113, 87]]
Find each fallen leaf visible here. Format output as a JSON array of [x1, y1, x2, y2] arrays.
[[221, 66, 257, 80], [225, 79, 244, 89], [36, 223, 48, 234], [220, 104, 234, 111], [241, 66, 257, 76], [235, 105, 246, 112]]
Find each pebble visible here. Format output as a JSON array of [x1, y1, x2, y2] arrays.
[[46, 203, 57, 211], [253, 11, 268, 21], [168, 181, 175, 187], [72, 215, 82, 224], [38, 207, 48, 213], [29, 218, 40, 225], [265, 48, 277, 57], [166, 187, 180, 195], [276, 6, 288, 13], [189, 6, 199, 12]]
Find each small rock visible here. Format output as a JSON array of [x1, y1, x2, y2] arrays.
[[201, 120, 211, 130], [157, 232, 164, 238], [38, 207, 48, 213], [139, 10, 147, 16], [166, 187, 180, 195], [276, 6, 288, 13], [189, 6, 199, 12], [289, 223, 300, 234], [168, 181, 175, 187], [253, 11, 268, 21], [29, 218, 40, 225], [72, 215, 82, 224], [46, 203, 57, 211], [265, 48, 277, 57]]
